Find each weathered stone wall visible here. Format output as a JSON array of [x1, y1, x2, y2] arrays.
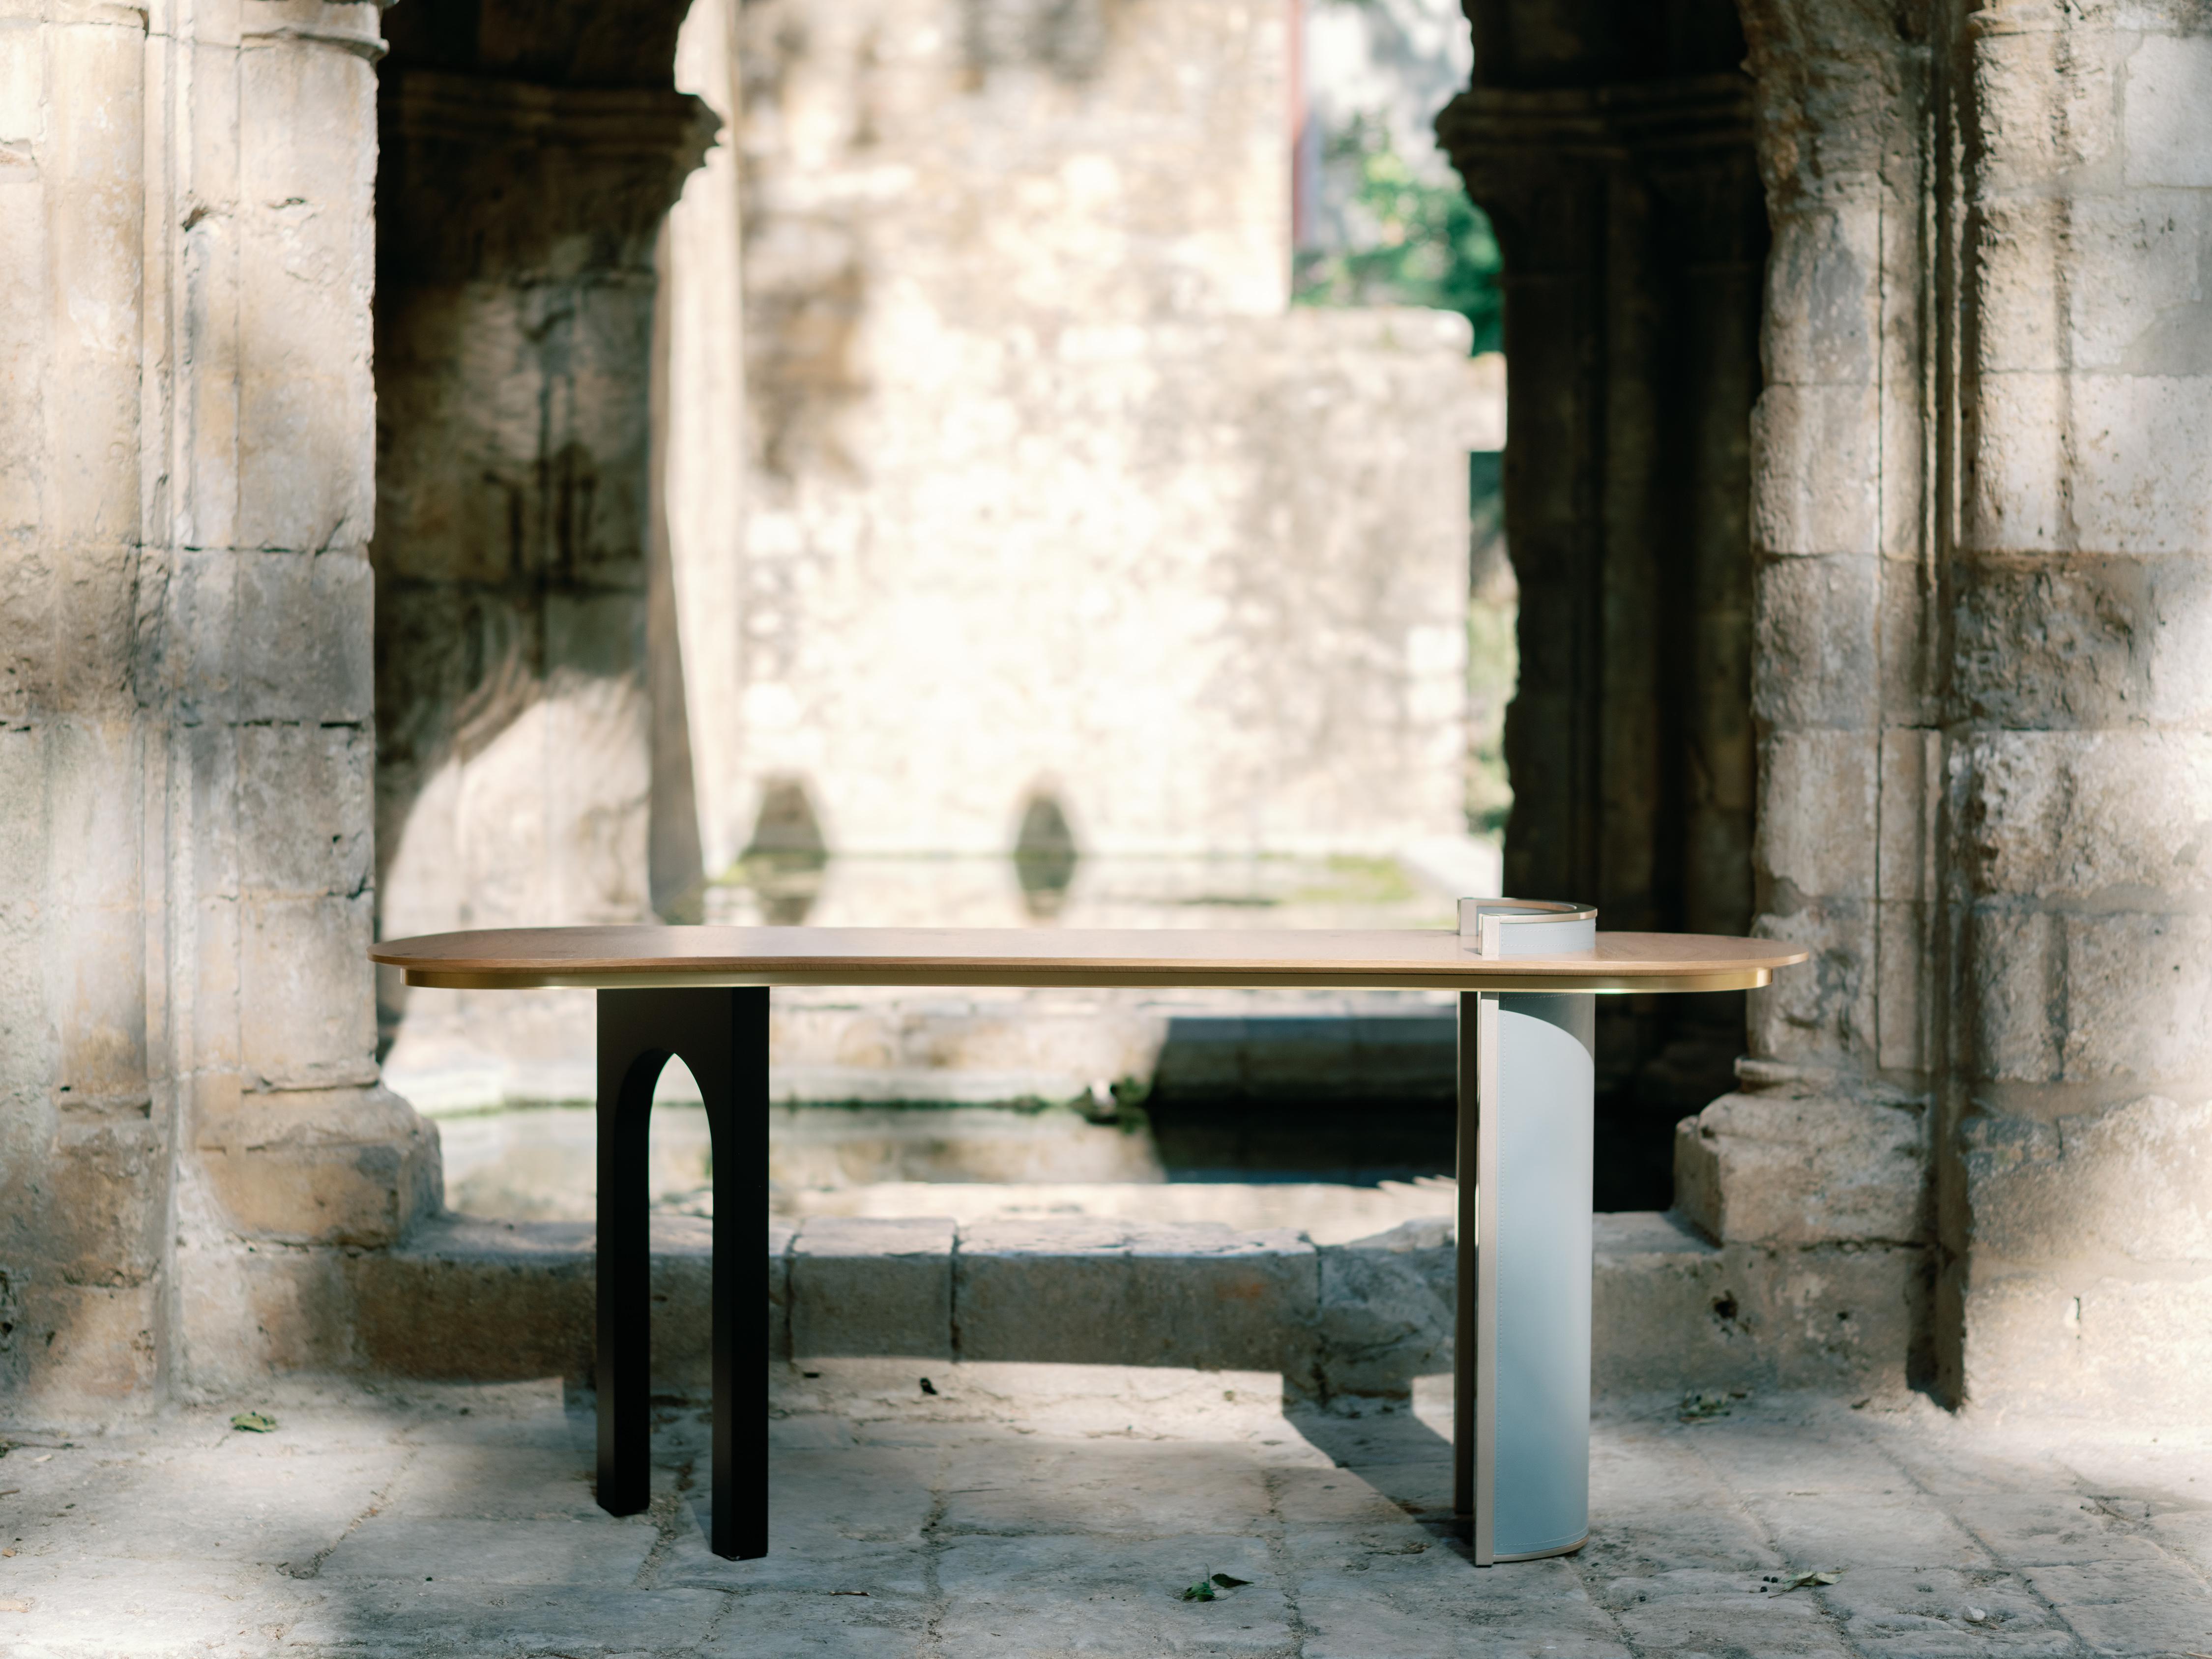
[[1683, 0, 2212, 1417], [0, 0, 437, 1414], [1940, 0, 2212, 1414], [703, 0, 1489, 863], [1671, 0, 1941, 1395]]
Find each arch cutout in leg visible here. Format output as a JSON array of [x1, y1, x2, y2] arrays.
[[595, 986, 770, 1560]]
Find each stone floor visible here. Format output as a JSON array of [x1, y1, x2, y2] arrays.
[[3, 1375, 2211, 1658]]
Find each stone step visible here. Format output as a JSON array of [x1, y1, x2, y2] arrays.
[[344, 1206, 1918, 1404]]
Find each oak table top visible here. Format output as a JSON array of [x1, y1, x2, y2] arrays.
[[371, 925, 1808, 994]]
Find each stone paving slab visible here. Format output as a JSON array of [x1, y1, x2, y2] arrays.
[[2, 1379, 2211, 1657]]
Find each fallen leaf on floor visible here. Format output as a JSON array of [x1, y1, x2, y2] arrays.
[[1679, 1390, 1732, 1421], [230, 1412, 277, 1434], [29, 1456, 49, 1465], [0, 1599, 30, 1612], [1210, 1573, 1251, 1589], [1781, 1569, 1842, 1590], [918, 1378, 938, 1397], [1181, 1579, 1215, 1601]]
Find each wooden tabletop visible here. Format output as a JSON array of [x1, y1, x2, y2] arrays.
[[371, 925, 1808, 994]]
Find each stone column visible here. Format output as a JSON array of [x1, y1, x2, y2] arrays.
[[0, 0, 439, 1411], [1439, 15, 1768, 1206], [1673, 0, 1939, 1394], [1696, 0, 2212, 1415], [1940, 0, 2212, 1414], [370, 50, 711, 1089]]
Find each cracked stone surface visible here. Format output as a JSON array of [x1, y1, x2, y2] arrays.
[[2, 1379, 2210, 1657]]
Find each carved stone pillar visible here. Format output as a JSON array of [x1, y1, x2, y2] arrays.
[[1439, 53, 1766, 1207], [371, 42, 710, 1087]]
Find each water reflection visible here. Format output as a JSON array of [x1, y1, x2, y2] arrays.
[[1012, 791, 1079, 920], [707, 849, 1463, 933]]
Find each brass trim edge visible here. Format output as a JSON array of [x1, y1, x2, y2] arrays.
[[400, 967, 1775, 993]]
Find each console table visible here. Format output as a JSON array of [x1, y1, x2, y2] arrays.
[[371, 904, 1804, 1565]]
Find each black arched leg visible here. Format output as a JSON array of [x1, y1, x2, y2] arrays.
[[595, 986, 771, 1560]]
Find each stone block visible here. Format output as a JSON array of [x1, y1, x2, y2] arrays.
[[349, 1214, 789, 1385], [2124, 30, 2212, 188], [46, 721, 148, 1103], [1874, 898, 1931, 1074], [173, 550, 239, 726], [237, 893, 376, 1088], [1313, 1216, 1451, 1403], [1674, 1086, 1925, 1246], [1743, 902, 1876, 1068], [953, 1217, 1316, 1373], [351, 1216, 596, 1382], [1752, 553, 1878, 730], [1963, 903, 2062, 1083], [0, 711, 39, 856], [0, 203, 47, 549], [0, 14, 39, 142], [1877, 554, 1938, 722], [1748, 383, 1880, 557], [790, 1216, 954, 1359], [1951, 551, 2149, 728], [1591, 1211, 1757, 1396], [11, 1280, 160, 1412], [237, 551, 373, 723], [2053, 190, 2212, 375], [1971, 25, 2121, 195], [1761, 198, 1881, 390], [0, 539, 56, 717], [1755, 729, 1877, 902], [1877, 727, 1936, 904], [191, 897, 242, 1072], [1970, 373, 2212, 555], [187, 723, 241, 901], [2062, 910, 2212, 1082], [1962, 1267, 2212, 1418], [236, 722, 372, 899], [1742, 1239, 1925, 1393], [46, 1117, 167, 1287], [197, 1083, 439, 1246], [1956, 729, 2212, 902], [56, 542, 141, 716], [1967, 1095, 2212, 1269], [174, 1237, 356, 1387], [2147, 554, 2212, 727], [234, 33, 375, 553], [42, 21, 142, 552]]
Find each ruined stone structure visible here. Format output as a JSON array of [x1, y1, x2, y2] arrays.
[[378, 0, 1497, 1117], [1439, 3, 1770, 1205], [1447, 0, 2212, 1414], [676, 0, 1489, 867], [0, 0, 438, 1412], [5, 0, 2211, 1424]]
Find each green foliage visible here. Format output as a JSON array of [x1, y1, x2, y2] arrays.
[[1294, 116, 1503, 354]]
